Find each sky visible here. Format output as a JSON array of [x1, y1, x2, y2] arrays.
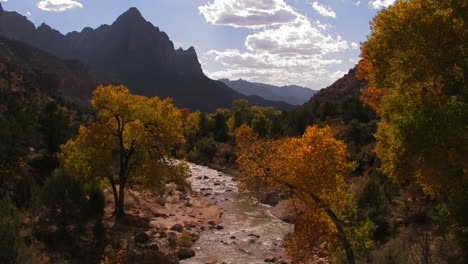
[[1, 0, 396, 89]]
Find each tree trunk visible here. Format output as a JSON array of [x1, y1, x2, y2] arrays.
[[343, 239, 355, 264], [323, 207, 355, 264], [108, 176, 120, 216], [283, 181, 356, 264], [116, 183, 125, 218]]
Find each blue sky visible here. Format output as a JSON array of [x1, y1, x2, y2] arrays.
[[1, 0, 396, 89]]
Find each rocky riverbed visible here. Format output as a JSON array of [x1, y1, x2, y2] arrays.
[[181, 162, 293, 264], [94, 162, 293, 264]]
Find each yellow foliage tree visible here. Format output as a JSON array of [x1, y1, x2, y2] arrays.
[[59, 85, 186, 217], [236, 125, 373, 264], [234, 123, 255, 149], [357, 0, 467, 196]]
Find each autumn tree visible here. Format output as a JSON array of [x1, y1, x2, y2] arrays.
[[59, 85, 186, 217], [182, 111, 201, 145], [357, 0, 467, 197], [236, 125, 374, 264], [234, 123, 255, 149]]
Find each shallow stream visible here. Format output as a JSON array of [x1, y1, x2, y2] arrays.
[[180, 163, 293, 264]]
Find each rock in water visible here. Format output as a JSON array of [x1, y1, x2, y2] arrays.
[[178, 247, 195, 259], [170, 224, 184, 233], [134, 232, 150, 244]]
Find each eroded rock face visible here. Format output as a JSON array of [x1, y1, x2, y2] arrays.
[[307, 67, 366, 103], [0, 5, 296, 112], [0, 4, 36, 43]]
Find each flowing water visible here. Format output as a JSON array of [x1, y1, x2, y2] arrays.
[[181, 162, 293, 264]]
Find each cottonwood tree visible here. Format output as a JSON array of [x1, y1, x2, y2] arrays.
[[59, 85, 186, 217], [236, 125, 375, 264], [357, 0, 467, 197]]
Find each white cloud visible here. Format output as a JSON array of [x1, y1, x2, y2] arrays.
[[329, 70, 347, 81], [311, 1, 336, 18], [353, 1, 361, 6], [199, 0, 351, 87], [0, 0, 8, 2], [245, 17, 347, 56], [369, 0, 396, 9], [37, 0, 83, 12], [199, 0, 300, 28], [350, 42, 359, 49], [203, 16, 348, 87]]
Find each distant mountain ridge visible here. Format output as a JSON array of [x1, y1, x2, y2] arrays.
[[220, 79, 317, 105], [0, 4, 295, 112]]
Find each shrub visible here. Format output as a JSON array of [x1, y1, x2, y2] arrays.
[[168, 233, 178, 249], [85, 186, 105, 219], [155, 197, 166, 206], [37, 171, 104, 244], [178, 231, 193, 248], [0, 198, 35, 264]]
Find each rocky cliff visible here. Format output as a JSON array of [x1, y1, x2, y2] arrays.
[[0, 4, 294, 111]]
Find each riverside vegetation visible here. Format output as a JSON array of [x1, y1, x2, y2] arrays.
[[0, 0, 466, 263]]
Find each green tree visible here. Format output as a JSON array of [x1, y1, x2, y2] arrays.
[[212, 112, 229, 142], [39, 101, 72, 154], [232, 99, 250, 129], [358, 0, 467, 198], [358, 1, 467, 259], [59, 85, 186, 217], [251, 112, 272, 138]]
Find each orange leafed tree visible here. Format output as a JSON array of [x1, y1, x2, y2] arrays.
[[236, 125, 374, 264]]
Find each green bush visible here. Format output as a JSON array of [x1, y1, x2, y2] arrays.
[[168, 233, 178, 249], [191, 137, 218, 163], [155, 197, 166, 206], [0, 198, 35, 264], [178, 231, 193, 248], [85, 186, 105, 219], [37, 171, 104, 243], [13, 173, 38, 209]]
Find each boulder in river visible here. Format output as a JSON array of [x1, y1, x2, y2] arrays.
[[259, 192, 281, 206], [134, 232, 150, 244], [178, 247, 195, 259], [270, 200, 298, 223], [170, 224, 184, 233]]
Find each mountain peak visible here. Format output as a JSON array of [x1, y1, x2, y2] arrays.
[[0, 3, 4, 13], [126, 7, 141, 16], [115, 7, 145, 23], [38, 23, 51, 30]]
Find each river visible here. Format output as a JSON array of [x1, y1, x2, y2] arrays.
[[180, 162, 293, 264]]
